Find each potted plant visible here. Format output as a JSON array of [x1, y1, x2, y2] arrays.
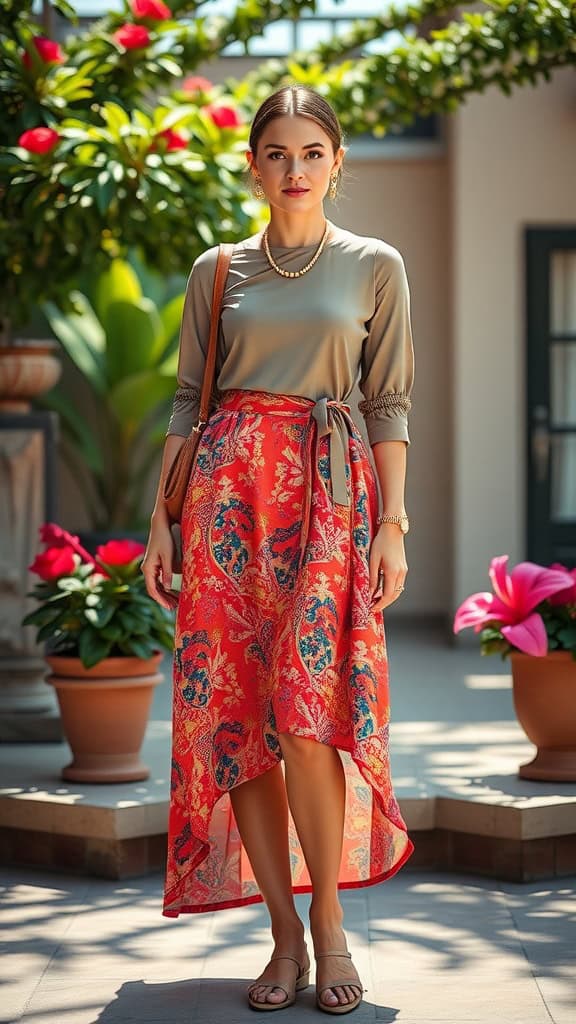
[[22, 522, 174, 783], [454, 555, 576, 781]]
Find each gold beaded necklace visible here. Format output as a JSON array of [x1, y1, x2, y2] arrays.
[[262, 220, 331, 278]]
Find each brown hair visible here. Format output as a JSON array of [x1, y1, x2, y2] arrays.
[[247, 85, 347, 195]]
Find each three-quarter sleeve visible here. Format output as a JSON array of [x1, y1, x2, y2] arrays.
[[358, 243, 415, 446], [165, 246, 219, 437]]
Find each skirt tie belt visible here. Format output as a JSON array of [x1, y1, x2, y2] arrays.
[[311, 396, 356, 508]]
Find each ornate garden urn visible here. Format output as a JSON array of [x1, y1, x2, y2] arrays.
[[0, 330, 62, 737]]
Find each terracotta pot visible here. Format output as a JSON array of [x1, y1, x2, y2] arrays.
[[0, 340, 61, 412], [45, 652, 163, 783], [510, 650, 576, 781]]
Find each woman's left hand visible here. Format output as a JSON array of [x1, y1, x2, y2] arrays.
[[369, 524, 408, 612]]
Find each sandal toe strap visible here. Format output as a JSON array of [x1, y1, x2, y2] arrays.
[[248, 981, 291, 999], [318, 980, 362, 994]]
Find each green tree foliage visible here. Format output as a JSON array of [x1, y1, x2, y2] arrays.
[[1, 1, 574, 330]]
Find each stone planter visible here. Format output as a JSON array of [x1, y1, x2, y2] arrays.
[[45, 652, 163, 783], [510, 650, 576, 781], [0, 340, 61, 412]]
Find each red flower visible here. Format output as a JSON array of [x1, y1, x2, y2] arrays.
[[39, 522, 95, 566], [151, 128, 188, 152], [18, 127, 60, 154], [131, 0, 171, 19], [204, 104, 242, 129], [29, 546, 77, 581], [182, 75, 213, 94], [22, 35, 66, 70], [113, 23, 151, 49], [96, 539, 146, 567]]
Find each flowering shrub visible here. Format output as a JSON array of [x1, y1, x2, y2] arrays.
[[23, 522, 174, 668], [453, 555, 576, 659], [2, 1, 573, 336]]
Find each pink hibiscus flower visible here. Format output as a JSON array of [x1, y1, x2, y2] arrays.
[[453, 554, 574, 656]]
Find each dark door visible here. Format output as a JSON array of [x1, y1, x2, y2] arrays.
[[526, 227, 576, 568]]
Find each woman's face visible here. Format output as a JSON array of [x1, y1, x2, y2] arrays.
[[248, 114, 343, 211]]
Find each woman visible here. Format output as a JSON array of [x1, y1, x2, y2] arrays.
[[142, 84, 415, 1015]]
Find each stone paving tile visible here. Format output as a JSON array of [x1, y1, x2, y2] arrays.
[[3, 869, 575, 1024], [17, 979, 202, 1024]]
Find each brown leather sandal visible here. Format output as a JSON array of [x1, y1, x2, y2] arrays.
[[247, 952, 311, 1012], [315, 950, 364, 1015]]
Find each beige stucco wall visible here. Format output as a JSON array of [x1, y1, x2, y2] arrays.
[[451, 65, 576, 630], [338, 154, 452, 621]]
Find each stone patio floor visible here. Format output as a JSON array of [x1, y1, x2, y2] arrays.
[[2, 864, 575, 1024], [2, 620, 576, 1021]]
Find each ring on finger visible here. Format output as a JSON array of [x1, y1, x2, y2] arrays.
[[377, 568, 405, 593], [377, 569, 403, 593]]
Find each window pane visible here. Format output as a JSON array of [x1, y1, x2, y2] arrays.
[[296, 20, 335, 49], [248, 20, 294, 56], [550, 343, 576, 428], [363, 27, 412, 54], [550, 250, 576, 335], [315, 0, 397, 13], [550, 435, 576, 522]]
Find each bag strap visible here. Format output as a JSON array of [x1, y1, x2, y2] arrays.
[[197, 242, 235, 428]]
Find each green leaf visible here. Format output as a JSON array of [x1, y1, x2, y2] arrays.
[[93, 259, 142, 326], [78, 628, 112, 669], [108, 370, 176, 433], [123, 636, 156, 659], [39, 387, 104, 475], [155, 57, 182, 77], [105, 298, 163, 386], [43, 293, 107, 397], [556, 626, 576, 648], [85, 603, 116, 628], [157, 293, 185, 360], [102, 102, 131, 137]]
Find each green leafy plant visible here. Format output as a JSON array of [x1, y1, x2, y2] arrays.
[[1, 1, 574, 335], [40, 256, 183, 528], [23, 521, 174, 668]]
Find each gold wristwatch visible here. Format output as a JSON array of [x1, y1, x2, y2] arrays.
[[376, 512, 410, 535]]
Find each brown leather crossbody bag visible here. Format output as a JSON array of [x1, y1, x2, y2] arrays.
[[162, 242, 234, 524]]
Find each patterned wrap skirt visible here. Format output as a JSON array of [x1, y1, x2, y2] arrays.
[[163, 387, 414, 916]]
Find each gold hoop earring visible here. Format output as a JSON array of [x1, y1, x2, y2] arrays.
[[251, 175, 266, 200], [328, 173, 338, 200]]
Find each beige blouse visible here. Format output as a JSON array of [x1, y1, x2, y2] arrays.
[[166, 219, 415, 500]]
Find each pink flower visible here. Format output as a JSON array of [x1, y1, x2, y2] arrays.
[[18, 127, 60, 155], [113, 23, 151, 49], [151, 128, 188, 151], [22, 35, 66, 70], [182, 75, 213, 94], [204, 104, 242, 129], [96, 539, 146, 567], [453, 554, 574, 656], [29, 546, 77, 581], [131, 0, 171, 18], [39, 522, 95, 566], [547, 563, 576, 606]]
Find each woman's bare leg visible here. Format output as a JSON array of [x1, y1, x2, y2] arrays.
[[229, 763, 308, 1005], [277, 733, 363, 1009]]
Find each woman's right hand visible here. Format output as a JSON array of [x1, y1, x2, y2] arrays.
[[141, 514, 180, 611]]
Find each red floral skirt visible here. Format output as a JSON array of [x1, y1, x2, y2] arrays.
[[163, 388, 414, 916]]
